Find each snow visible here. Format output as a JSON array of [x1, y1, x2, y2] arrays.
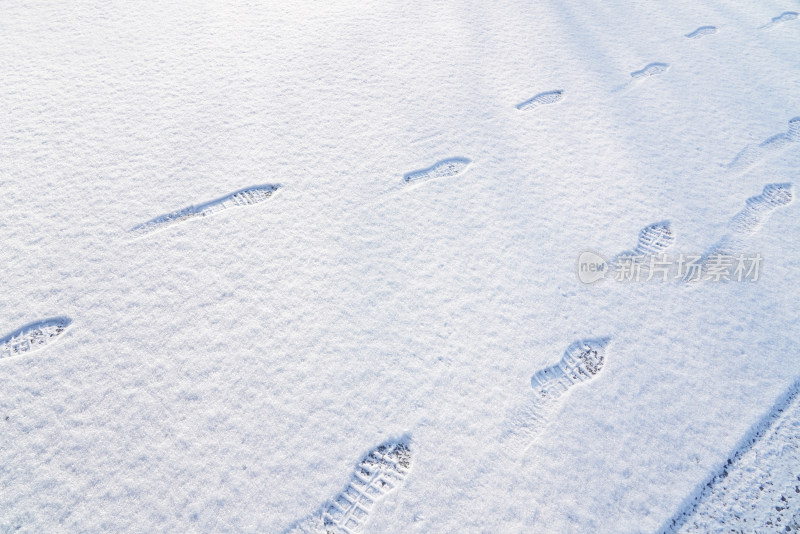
[[669, 378, 800, 532], [1, 1, 799, 532]]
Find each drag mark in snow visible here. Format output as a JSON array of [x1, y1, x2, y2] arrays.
[[403, 158, 471, 185], [516, 90, 564, 111], [661, 376, 800, 533], [724, 117, 800, 175], [760, 11, 798, 29], [1, 318, 72, 360], [685, 26, 717, 39], [285, 436, 412, 534], [631, 62, 670, 80], [501, 338, 611, 456], [130, 184, 280, 238]]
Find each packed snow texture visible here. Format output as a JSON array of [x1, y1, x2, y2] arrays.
[[1, 0, 799, 532]]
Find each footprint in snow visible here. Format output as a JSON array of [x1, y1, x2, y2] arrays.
[[130, 184, 280, 238], [631, 62, 670, 80], [501, 338, 611, 456], [613, 62, 670, 93], [516, 90, 564, 112], [685, 183, 793, 283], [723, 117, 800, 175], [403, 157, 471, 186], [760, 11, 798, 29], [1, 318, 72, 360], [603, 221, 676, 280], [685, 26, 717, 39], [285, 436, 413, 534], [612, 221, 676, 260]]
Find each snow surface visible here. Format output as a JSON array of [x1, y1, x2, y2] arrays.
[[1, 1, 799, 532], [671, 378, 800, 532]]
